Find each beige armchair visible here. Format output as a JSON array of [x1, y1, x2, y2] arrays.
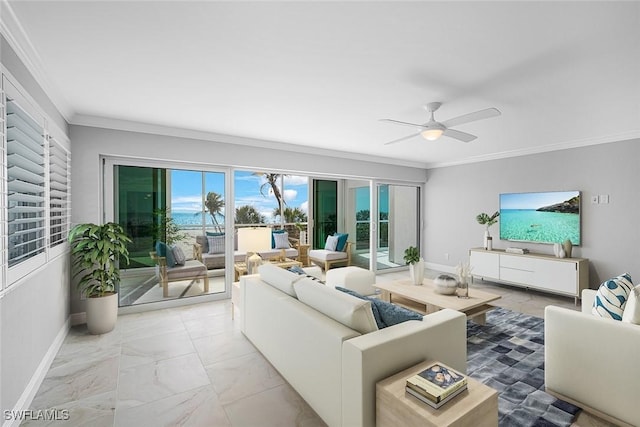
[[309, 241, 353, 271], [150, 251, 209, 298]]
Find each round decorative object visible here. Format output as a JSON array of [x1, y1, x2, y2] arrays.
[[434, 274, 458, 295], [562, 239, 573, 258]]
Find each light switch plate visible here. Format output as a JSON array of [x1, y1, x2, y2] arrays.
[[599, 195, 609, 204], [591, 195, 599, 204]]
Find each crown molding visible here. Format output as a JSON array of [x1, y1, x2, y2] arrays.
[[71, 113, 429, 170], [0, 0, 74, 121], [425, 130, 640, 169]]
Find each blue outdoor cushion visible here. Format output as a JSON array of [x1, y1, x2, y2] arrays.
[[334, 233, 349, 252], [155, 242, 176, 268]]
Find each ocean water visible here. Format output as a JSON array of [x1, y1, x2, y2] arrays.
[[499, 209, 580, 245], [171, 212, 224, 227]]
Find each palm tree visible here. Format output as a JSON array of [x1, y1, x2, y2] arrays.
[[272, 206, 307, 223], [255, 173, 286, 214], [204, 191, 225, 232], [235, 205, 265, 224]]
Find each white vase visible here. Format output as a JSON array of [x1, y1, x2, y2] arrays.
[[484, 229, 490, 249], [410, 259, 425, 285], [553, 243, 561, 257], [86, 292, 118, 335], [558, 247, 566, 259]]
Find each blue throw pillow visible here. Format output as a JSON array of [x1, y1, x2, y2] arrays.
[[271, 229, 286, 249], [336, 286, 385, 329], [592, 273, 634, 321], [155, 242, 176, 268], [334, 233, 349, 252], [371, 298, 423, 327], [288, 266, 307, 275]]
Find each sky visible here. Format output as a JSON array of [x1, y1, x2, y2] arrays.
[[500, 191, 580, 210], [170, 169, 309, 223]]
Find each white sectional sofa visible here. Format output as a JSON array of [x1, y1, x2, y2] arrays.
[[545, 289, 640, 427], [240, 265, 467, 427]]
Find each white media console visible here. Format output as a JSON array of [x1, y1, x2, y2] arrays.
[[469, 248, 589, 303]]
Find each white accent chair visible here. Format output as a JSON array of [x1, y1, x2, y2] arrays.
[[545, 289, 640, 427], [309, 241, 352, 271]]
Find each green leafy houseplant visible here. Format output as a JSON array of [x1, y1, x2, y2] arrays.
[[69, 222, 132, 298], [476, 211, 500, 229], [403, 246, 420, 265]]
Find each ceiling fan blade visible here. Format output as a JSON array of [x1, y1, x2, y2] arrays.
[[443, 128, 477, 143], [442, 107, 501, 128], [379, 118, 425, 129], [384, 132, 421, 145]]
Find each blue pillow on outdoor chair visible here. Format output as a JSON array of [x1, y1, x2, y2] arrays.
[[155, 242, 176, 268]]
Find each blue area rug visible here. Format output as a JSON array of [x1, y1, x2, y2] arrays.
[[467, 307, 581, 427]]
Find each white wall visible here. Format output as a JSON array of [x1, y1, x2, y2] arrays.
[[424, 139, 640, 288]]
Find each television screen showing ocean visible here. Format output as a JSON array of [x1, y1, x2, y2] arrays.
[[499, 210, 580, 245]]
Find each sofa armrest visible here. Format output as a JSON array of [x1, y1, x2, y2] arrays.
[[581, 289, 596, 313], [545, 306, 640, 427], [341, 309, 467, 427]]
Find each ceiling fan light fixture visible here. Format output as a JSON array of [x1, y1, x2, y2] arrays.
[[421, 128, 444, 141]]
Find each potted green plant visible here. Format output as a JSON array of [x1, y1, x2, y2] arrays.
[[69, 222, 131, 334], [476, 211, 499, 249], [404, 246, 424, 285]]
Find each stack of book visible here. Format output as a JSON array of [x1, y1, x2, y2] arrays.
[[405, 362, 468, 409]]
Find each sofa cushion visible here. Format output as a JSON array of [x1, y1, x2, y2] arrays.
[[273, 231, 290, 249], [171, 245, 186, 265], [294, 279, 378, 334], [334, 233, 349, 252], [309, 249, 348, 262], [592, 273, 634, 321], [207, 235, 225, 254], [335, 286, 423, 329], [196, 235, 209, 253], [259, 263, 304, 297], [155, 242, 176, 268], [622, 284, 640, 324]]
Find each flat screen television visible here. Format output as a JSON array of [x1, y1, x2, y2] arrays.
[[499, 190, 581, 245]]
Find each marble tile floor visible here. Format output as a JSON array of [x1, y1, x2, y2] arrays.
[[24, 270, 614, 427]]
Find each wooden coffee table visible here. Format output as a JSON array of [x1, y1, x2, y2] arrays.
[[374, 278, 501, 325]]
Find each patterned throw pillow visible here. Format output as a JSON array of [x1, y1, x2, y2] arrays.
[[273, 231, 290, 249], [207, 235, 225, 254], [325, 235, 339, 251], [592, 273, 634, 321], [622, 285, 640, 324], [171, 245, 186, 265]]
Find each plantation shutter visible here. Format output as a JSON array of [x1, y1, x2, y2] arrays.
[[49, 136, 70, 248], [0, 86, 6, 289], [5, 84, 46, 269]]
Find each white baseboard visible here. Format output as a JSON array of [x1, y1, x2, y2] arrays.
[[70, 312, 86, 326], [2, 318, 70, 427]]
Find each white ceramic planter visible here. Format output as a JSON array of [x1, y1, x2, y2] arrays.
[[410, 259, 425, 285], [86, 292, 118, 335]]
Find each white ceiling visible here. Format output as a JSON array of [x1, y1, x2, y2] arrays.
[[4, 1, 640, 168]]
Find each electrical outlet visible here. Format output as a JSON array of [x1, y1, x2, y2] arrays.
[[591, 195, 599, 204]]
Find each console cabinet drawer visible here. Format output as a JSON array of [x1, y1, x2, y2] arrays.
[[500, 267, 534, 286], [500, 254, 535, 271]]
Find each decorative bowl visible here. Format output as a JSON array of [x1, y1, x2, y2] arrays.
[[434, 274, 458, 295]]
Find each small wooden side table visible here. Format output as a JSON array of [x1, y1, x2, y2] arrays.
[[376, 360, 498, 427], [297, 244, 310, 266]]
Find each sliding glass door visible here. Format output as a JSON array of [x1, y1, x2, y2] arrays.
[[108, 161, 229, 307]]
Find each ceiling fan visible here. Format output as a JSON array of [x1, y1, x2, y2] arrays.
[[380, 102, 501, 145]]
